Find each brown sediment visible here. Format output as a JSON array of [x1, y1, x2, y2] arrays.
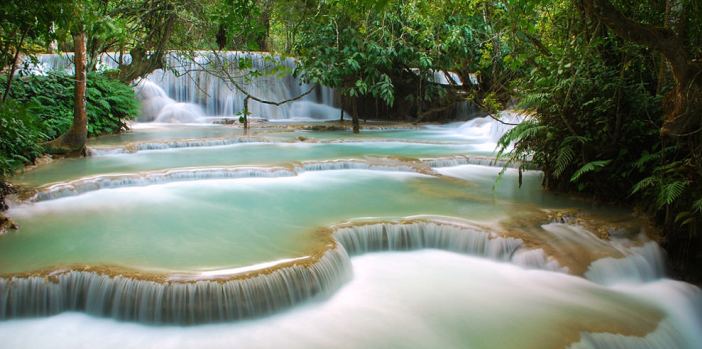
[[556, 309, 662, 349], [0, 215, 553, 282], [20, 155, 53, 173], [3, 184, 36, 203], [0, 234, 336, 284], [498, 207, 656, 275]]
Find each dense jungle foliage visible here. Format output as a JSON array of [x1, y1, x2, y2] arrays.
[[0, 73, 137, 175], [1, 0, 701, 280]]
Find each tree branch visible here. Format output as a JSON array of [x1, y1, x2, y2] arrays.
[[580, 0, 690, 85]]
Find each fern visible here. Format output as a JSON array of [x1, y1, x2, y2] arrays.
[[693, 198, 702, 213], [631, 176, 656, 195], [553, 145, 575, 178], [656, 180, 689, 208], [570, 160, 611, 182], [518, 92, 550, 108], [496, 120, 547, 160]]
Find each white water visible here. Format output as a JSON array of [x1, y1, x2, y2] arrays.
[[33, 53, 345, 121], [31, 52, 486, 123], [0, 218, 573, 323], [455, 110, 526, 143], [1, 251, 699, 349], [6, 54, 702, 345], [29, 160, 422, 202]]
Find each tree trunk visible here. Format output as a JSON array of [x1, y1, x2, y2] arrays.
[[243, 96, 250, 129], [2, 30, 26, 102], [257, 0, 272, 51], [581, 0, 701, 136], [46, 30, 87, 155], [339, 95, 345, 122], [352, 97, 360, 134]]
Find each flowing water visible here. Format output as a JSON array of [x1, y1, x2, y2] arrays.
[[1, 53, 700, 348]]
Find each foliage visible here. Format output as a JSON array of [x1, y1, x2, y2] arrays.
[[0, 0, 73, 99], [0, 100, 46, 176], [290, 0, 528, 118], [4, 72, 138, 139], [495, 0, 702, 278]]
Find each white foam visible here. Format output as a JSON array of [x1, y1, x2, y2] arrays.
[[1, 251, 699, 348]]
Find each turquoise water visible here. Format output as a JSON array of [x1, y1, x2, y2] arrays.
[[3, 168, 558, 273], [15, 141, 495, 186], [3, 54, 700, 348]]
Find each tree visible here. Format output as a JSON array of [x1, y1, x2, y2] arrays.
[[581, 0, 702, 137], [0, 0, 69, 101], [291, 0, 528, 132], [46, 4, 87, 155]]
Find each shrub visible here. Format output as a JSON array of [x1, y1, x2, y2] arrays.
[[6, 71, 138, 138], [0, 72, 138, 176], [0, 99, 46, 176]]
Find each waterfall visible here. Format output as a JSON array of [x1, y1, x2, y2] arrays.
[[455, 110, 526, 142], [420, 155, 531, 169], [29, 52, 344, 121], [26, 156, 545, 202], [334, 221, 522, 259], [0, 218, 686, 326], [585, 242, 666, 285], [0, 244, 351, 324], [0, 219, 570, 324]]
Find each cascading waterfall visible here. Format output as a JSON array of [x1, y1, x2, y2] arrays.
[[585, 242, 666, 285], [29, 52, 487, 123], [419, 155, 531, 169], [0, 243, 351, 324], [332, 221, 566, 272], [1, 219, 575, 324], [30, 52, 344, 121], [455, 110, 526, 142], [9, 54, 699, 349]]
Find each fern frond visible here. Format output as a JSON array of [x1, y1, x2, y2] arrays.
[[553, 145, 575, 178], [693, 198, 702, 213], [656, 180, 689, 207], [569, 159, 611, 182], [631, 176, 656, 195]]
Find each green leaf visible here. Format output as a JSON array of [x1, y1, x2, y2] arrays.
[[570, 160, 611, 182], [656, 180, 689, 207], [631, 176, 656, 195]]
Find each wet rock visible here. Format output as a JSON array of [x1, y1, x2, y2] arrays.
[[0, 213, 18, 235], [0, 181, 17, 211]]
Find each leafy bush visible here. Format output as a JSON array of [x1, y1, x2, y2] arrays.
[[0, 72, 137, 176], [6, 71, 138, 138], [496, 2, 702, 280], [0, 100, 46, 176], [497, 15, 662, 199]]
